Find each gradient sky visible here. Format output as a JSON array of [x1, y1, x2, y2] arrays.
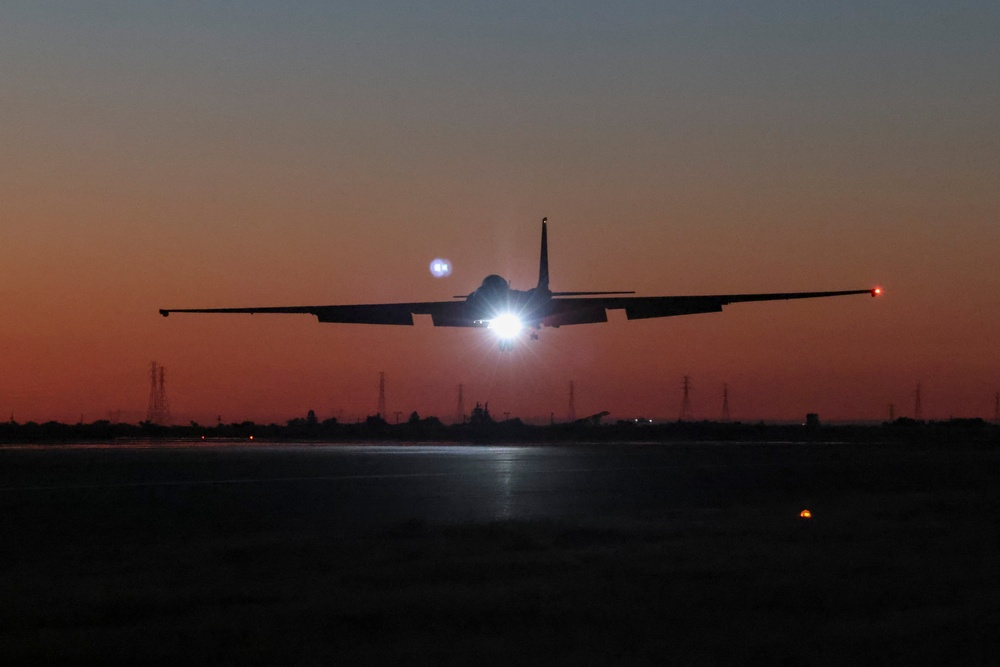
[[2, 2, 999, 424]]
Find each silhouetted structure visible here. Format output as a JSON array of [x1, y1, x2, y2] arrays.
[[469, 402, 493, 425], [679, 376, 692, 421], [574, 411, 610, 425], [377, 371, 386, 420], [722, 383, 731, 422], [146, 361, 171, 425]]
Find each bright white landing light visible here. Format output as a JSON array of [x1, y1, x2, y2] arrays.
[[488, 313, 523, 339]]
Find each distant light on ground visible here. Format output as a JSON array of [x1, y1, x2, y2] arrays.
[[429, 258, 452, 278], [800, 509, 812, 519]]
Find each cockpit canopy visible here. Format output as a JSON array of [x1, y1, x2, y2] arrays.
[[466, 274, 513, 319], [479, 275, 509, 292]]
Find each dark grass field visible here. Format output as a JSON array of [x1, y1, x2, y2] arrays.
[[2, 441, 998, 665]]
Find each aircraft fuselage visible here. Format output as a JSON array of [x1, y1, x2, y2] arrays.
[[464, 275, 551, 328]]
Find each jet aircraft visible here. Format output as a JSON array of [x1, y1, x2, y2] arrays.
[[160, 218, 880, 349]]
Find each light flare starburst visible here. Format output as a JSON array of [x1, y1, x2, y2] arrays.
[[488, 313, 523, 339]]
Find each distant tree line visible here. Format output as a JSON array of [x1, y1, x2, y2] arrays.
[[1, 413, 998, 445]]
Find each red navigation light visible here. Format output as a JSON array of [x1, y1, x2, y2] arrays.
[[871, 287, 882, 297]]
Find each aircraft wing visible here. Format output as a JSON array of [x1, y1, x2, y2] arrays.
[[159, 300, 478, 327], [542, 289, 877, 326]]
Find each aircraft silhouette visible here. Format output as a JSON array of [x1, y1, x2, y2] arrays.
[[160, 218, 880, 349]]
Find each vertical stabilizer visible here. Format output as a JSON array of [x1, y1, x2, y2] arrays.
[[538, 217, 549, 291]]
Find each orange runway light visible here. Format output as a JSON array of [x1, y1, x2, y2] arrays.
[[800, 509, 812, 519]]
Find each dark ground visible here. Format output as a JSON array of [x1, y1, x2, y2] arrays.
[[1, 441, 998, 665]]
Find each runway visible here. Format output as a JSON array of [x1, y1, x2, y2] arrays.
[[4, 441, 998, 664], [1, 441, 839, 532]]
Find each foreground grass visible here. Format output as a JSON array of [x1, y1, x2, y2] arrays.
[[4, 513, 998, 665]]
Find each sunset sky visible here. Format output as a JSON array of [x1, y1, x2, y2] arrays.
[[2, 2, 998, 424]]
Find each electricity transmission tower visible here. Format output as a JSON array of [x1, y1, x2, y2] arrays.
[[679, 375, 693, 421], [145, 361, 171, 424], [377, 371, 386, 419]]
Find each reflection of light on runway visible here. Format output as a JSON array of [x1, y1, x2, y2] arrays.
[[490, 446, 522, 519]]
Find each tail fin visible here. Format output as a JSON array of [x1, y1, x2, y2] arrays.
[[538, 217, 549, 291]]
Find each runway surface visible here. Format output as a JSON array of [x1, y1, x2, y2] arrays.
[[3, 440, 999, 664], [1, 441, 843, 532]]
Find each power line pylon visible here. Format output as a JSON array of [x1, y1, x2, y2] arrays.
[[146, 362, 158, 422], [158, 366, 171, 424], [145, 361, 171, 424], [679, 375, 693, 421], [721, 383, 730, 422], [568, 380, 576, 422], [377, 371, 386, 419]]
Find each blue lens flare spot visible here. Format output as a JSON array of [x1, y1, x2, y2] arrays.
[[429, 258, 452, 278]]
